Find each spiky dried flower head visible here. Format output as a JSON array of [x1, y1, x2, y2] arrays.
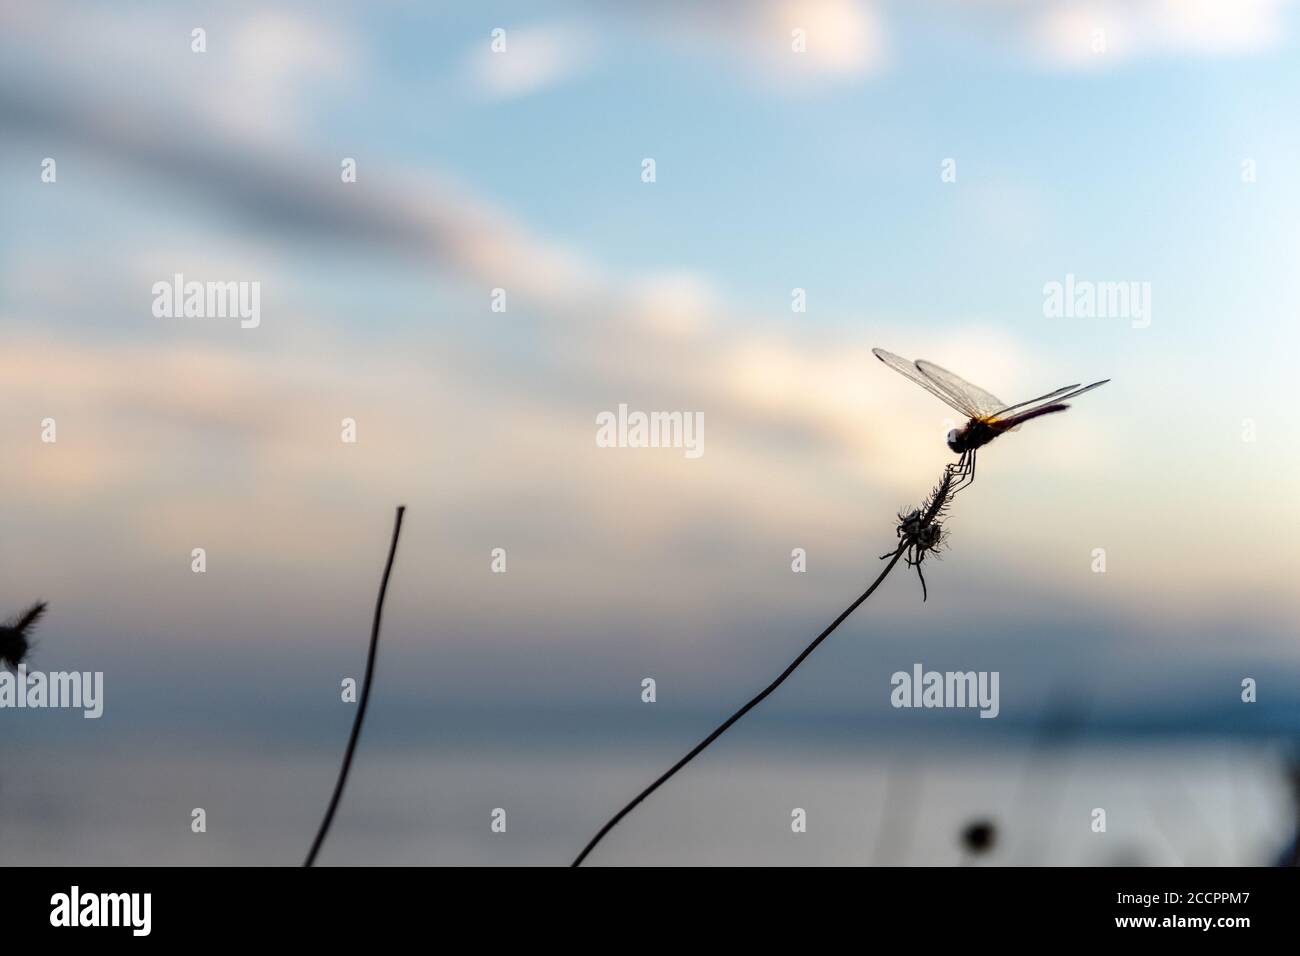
[[886, 456, 972, 601], [896, 508, 947, 555]]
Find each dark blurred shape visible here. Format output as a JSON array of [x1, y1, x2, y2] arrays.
[[1104, 847, 1148, 867], [1273, 746, 1300, 866], [961, 819, 996, 856], [0, 601, 47, 669]]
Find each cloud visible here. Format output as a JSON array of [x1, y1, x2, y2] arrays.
[[207, 10, 360, 134], [466, 24, 597, 99], [625, 273, 723, 339], [1020, 0, 1291, 68], [777, 0, 888, 74], [0, 2, 360, 137], [0, 80, 605, 320], [0, 63, 1122, 557], [615, 0, 1288, 83], [629, 0, 887, 81]]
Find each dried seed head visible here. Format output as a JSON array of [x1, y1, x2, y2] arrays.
[[890, 459, 970, 600], [915, 521, 943, 552]]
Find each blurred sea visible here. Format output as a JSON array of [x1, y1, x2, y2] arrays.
[[0, 736, 1290, 866]]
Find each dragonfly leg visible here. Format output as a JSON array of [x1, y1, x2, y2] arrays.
[[950, 450, 976, 495]]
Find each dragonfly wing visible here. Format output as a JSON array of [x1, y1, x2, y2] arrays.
[[990, 379, 1109, 431], [992, 379, 1110, 418], [991, 384, 1080, 419], [913, 359, 1007, 420], [1052, 379, 1110, 403], [872, 349, 978, 417]]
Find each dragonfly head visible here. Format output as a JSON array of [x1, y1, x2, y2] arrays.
[[946, 427, 963, 453]]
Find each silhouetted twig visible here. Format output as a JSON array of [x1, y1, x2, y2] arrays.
[[304, 505, 406, 867], [571, 460, 969, 866]]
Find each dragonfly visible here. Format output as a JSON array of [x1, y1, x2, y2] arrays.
[[872, 348, 1109, 490]]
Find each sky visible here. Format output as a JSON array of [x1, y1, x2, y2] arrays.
[[3, 0, 1300, 784]]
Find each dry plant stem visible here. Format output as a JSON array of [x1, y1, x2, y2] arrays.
[[571, 541, 910, 867], [304, 505, 406, 867]]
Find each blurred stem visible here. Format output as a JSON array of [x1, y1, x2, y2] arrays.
[[304, 505, 406, 867], [571, 541, 909, 867]]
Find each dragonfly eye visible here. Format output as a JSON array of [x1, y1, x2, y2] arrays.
[[946, 428, 962, 452]]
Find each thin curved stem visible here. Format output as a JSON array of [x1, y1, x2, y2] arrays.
[[571, 542, 908, 867], [304, 505, 406, 867]]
